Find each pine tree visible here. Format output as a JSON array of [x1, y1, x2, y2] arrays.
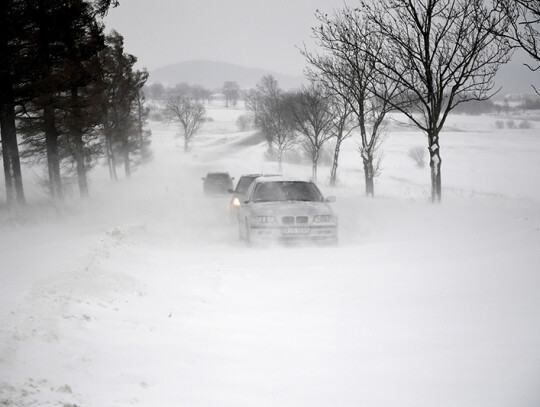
[[133, 89, 152, 166], [17, 0, 116, 199], [0, 0, 26, 206], [99, 31, 149, 179]]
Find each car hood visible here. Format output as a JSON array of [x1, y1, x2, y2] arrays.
[[250, 201, 334, 216]]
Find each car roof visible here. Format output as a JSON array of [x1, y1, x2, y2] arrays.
[[206, 172, 230, 175], [239, 173, 280, 178], [253, 176, 312, 184]]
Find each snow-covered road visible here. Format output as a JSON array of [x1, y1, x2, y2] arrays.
[[1, 108, 540, 406]]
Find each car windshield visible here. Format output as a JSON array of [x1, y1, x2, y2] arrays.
[[207, 173, 230, 181], [252, 181, 323, 202], [235, 176, 258, 194]]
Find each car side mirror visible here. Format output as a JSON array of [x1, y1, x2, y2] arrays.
[[228, 188, 234, 193], [201, 177, 205, 181], [231, 177, 235, 181], [326, 196, 336, 203]]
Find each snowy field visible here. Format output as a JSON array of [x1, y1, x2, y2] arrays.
[[1, 104, 540, 406]]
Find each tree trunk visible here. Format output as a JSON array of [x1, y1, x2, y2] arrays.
[[74, 138, 88, 197], [0, 115, 24, 205], [123, 141, 131, 178], [1, 132, 14, 205], [312, 150, 318, 183], [277, 149, 283, 174], [265, 133, 273, 153], [137, 96, 144, 148], [184, 136, 189, 153], [428, 132, 442, 202], [9, 139, 24, 204], [330, 140, 341, 186], [0, 5, 25, 206], [362, 156, 374, 197], [71, 88, 88, 197], [44, 105, 63, 199], [37, 1, 62, 200], [105, 133, 118, 182]]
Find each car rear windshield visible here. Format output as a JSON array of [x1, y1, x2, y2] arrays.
[[252, 181, 323, 202], [207, 173, 230, 181]]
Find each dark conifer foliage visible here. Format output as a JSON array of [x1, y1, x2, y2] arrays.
[[1, 0, 152, 205], [57, 0, 108, 197], [18, 0, 111, 198], [99, 31, 149, 180], [0, 0, 27, 206], [133, 89, 153, 166]]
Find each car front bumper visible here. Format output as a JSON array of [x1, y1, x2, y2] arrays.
[[248, 224, 338, 244]]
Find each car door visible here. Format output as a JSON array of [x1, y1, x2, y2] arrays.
[[238, 181, 257, 231]]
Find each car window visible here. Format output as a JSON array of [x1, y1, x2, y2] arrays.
[[244, 181, 258, 202], [235, 176, 257, 194], [207, 173, 230, 181], [252, 181, 323, 202]]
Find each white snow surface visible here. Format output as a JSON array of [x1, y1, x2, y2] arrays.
[[1, 105, 540, 406]]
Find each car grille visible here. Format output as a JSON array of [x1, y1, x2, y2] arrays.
[[282, 216, 294, 224], [281, 216, 309, 224]]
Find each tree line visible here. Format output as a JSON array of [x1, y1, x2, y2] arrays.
[[300, 0, 539, 201], [160, 73, 356, 186], [14, 1, 532, 206], [0, 0, 151, 207], [146, 80, 242, 107], [245, 0, 539, 201]]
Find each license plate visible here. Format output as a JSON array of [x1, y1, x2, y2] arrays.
[[282, 227, 310, 235]]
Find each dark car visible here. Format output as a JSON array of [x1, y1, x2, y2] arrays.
[[229, 174, 280, 218], [202, 172, 234, 195]]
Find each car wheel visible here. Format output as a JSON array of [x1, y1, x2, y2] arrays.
[[238, 219, 244, 240], [245, 220, 251, 245]]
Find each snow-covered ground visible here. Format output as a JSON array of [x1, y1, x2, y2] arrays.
[[1, 105, 540, 407]]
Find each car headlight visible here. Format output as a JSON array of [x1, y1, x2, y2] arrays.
[[313, 215, 334, 223], [252, 215, 277, 224], [232, 196, 241, 207]]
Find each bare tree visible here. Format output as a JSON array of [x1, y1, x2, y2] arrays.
[[327, 92, 357, 186], [408, 146, 427, 168], [304, 10, 401, 196], [357, 0, 513, 202], [289, 84, 334, 183], [247, 75, 297, 172], [222, 81, 240, 107], [191, 84, 210, 104], [498, 0, 540, 94], [303, 66, 357, 185], [246, 75, 281, 150], [144, 82, 165, 100], [270, 93, 297, 173], [165, 96, 206, 152]]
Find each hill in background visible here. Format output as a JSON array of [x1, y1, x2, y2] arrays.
[[149, 57, 538, 97], [149, 60, 305, 90]]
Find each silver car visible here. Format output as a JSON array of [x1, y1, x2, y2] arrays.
[[237, 177, 338, 244]]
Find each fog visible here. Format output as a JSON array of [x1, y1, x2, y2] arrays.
[[1, 101, 540, 406], [103, 0, 348, 75], [104, 0, 538, 95]]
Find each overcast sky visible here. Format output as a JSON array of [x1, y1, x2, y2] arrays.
[[104, 0, 346, 75], [104, 0, 538, 94]]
